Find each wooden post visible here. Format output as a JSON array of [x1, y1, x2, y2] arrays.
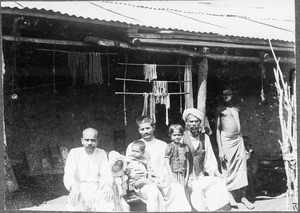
[[269, 40, 298, 211], [197, 52, 212, 135], [197, 57, 208, 114], [197, 48, 209, 114], [1, 13, 19, 193], [2, 35, 295, 63], [4, 150, 19, 193]]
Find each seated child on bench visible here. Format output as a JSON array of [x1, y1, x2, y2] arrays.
[[109, 151, 130, 212]]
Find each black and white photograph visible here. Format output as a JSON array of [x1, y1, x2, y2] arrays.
[[1, 0, 297, 211]]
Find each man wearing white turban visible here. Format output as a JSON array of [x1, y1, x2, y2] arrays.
[[182, 108, 230, 211]]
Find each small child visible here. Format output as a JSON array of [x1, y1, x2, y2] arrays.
[[108, 151, 130, 212], [165, 124, 190, 187], [126, 140, 154, 189]]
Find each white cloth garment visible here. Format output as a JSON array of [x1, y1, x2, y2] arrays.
[[142, 92, 149, 116], [126, 138, 191, 211], [184, 60, 193, 109], [63, 147, 114, 211], [144, 64, 157, 82], [153, 81, 170, 125], [186, 134, 230, 211], [149, 93, 156, 124]]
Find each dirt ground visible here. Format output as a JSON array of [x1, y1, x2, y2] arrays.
[[16, 195, 289, 212], [4, 174, 289, 212], [5, 158, 289, 211]]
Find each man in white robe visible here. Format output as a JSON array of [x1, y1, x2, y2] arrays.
[[126, 115, 191, 212], [63, 127, 114, 211]]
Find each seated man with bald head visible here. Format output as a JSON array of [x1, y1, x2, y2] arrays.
[[63, 127, 114, 211]]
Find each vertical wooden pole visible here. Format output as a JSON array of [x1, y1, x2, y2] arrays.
[[1, 12, 19, 193], [5, 150, 19, 192], [197, 57, 212, 134]]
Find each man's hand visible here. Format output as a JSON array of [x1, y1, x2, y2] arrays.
[[69, 183, 81, 205], [130, 169, 146, 179], [218, 149, 226, 162], [102, 184, 113, 203], [214, 169, 225, 180], [170, 177, 177, 183]]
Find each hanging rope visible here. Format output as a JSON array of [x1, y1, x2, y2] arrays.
[[259, 62, 266, 102], [68, 52, 87, 86], [149, 93, 156, 124], [177, 55, 183, 114], [142, 92, 149, 116], [107, 50, 111, 86], [153, 81, 170, 126], [123, 50, 129, 126], [83, 52, 103, 85], [11, 42, 16, 95], [52, 46, 57, 94]]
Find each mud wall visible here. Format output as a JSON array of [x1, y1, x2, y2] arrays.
[[3, 45, 294, 167]]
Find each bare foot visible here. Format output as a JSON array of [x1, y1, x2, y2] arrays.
[[228, 192, 238, 207], [241, 197, 255, 209]]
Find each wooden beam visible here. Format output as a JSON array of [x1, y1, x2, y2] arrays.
[[37, 48, 118, 55], [127, 32, 294, 49], [117, 62, 190, 67], [85, 36, 130, 48], [85, 36, 295, 64], [84, 36, 203, 57], [207, 54, 295, 64], [6, 35, 293, 64], [115, 78, 191, 83], [136, 38, 293, 52], [2, 35, 92, 46], [115, 92, 188, 95]]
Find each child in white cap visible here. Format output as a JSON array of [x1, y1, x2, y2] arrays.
[[108, 151, 130, 212]]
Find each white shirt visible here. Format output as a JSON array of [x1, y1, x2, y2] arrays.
[[63, 147, 113, 191]]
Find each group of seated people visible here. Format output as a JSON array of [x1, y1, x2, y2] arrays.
[[63, 106, 253, 212]]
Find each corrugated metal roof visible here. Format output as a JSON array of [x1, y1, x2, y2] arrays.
[[1, 0, 295, 42]]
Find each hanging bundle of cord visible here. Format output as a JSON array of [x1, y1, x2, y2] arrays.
[[142, 92, 149, 116], [142, 92, 157, 124], [85, 53, 104, 85], [259, 62, 266, 103], [153, 81, 170, 125], [68, 52, 87, 86], [121, 50, 129, 126], [177, 55, 183, 114], [144, 64, 157, 82], [106, 50, 111, 86], [149, 93, 156, 124]]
